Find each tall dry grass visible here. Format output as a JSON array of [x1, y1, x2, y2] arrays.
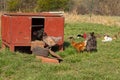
[[64, 13, 120, 27]]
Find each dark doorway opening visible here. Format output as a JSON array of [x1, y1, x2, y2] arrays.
[[31, 18, 45, 41]]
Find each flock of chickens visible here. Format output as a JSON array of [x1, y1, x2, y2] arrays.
[[68, 32, 97, 53], [68, 31, 120, 53]]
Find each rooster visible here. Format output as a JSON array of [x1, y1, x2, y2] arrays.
[[68, 37, 87, 52]]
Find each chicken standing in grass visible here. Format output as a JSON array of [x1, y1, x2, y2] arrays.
[[86, 32, 97, 52], [68, 37, 87, 52]]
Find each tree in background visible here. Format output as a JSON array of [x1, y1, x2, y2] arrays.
[[77, 0, 94, 14], [0, 0, 7, 11], [73, 0, 120, 16], [6, 0, 37, 12], [35, 0, 69, 12], [4, 0, 120, 16], [19, 0, 37, 12], [94, 0, 120, 16], [67, 0, 82, 14], [7, 0, 20, 12]]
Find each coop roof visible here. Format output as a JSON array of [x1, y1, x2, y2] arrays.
[[4, 12, 63, 17]]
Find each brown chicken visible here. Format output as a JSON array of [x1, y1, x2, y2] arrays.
[[69, 37, 87, 52]]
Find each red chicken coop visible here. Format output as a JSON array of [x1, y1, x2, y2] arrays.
[[1, 13, 64, 52]]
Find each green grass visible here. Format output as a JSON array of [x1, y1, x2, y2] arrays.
[[0, 23, 120, 80]]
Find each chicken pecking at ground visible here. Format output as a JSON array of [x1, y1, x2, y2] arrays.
[[68, 37, 87, 53]]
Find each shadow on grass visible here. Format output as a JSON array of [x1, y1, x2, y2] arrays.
[[63, 41, 71, 50]]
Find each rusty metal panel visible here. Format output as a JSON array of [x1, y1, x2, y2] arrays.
[[44, 17, 64, 45], [1, 15, 5, 41], [11, 16, 31, 44], [1, 15, 11, 43]]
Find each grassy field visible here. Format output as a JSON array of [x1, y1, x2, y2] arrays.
[[0, 22, 120, 80], [64, 13, 120, 27]]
